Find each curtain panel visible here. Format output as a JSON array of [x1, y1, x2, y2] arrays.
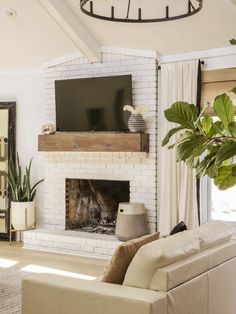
[[157, 60, 200, 235]]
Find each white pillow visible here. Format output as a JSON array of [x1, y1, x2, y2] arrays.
[[188, 221, 232, 250], [123, 232, 200, 289]]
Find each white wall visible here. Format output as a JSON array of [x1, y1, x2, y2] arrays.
[[0, 72, 45, 219], [160, 46, 236, 71]]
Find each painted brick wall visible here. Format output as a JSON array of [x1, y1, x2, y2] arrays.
[[42, 52, 158, 233]]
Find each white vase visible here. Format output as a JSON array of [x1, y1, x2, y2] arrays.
[[128, 114, 145, 133], [11, 201, 35, 231]]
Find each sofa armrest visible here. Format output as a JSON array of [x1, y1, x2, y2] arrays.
[[22, 274, 167, 314]]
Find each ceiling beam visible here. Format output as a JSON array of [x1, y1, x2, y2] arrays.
[[37, 0, 101, 63]]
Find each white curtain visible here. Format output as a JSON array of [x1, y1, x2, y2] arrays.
[[158, 60, 200, 235]]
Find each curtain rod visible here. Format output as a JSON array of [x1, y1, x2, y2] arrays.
[[158, 60, 205, 70]]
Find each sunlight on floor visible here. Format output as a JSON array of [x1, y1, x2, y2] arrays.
[[0, 258, 18, 268], [21, 264, 97, 280]]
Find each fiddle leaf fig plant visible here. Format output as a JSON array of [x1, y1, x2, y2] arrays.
[[162, 88, 236, 191]]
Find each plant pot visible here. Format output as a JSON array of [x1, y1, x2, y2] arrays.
[[11, 201, 35, 231], [128, 114, 145, 133]]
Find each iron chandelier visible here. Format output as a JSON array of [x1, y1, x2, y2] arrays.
[[80, 0, 203, 23]]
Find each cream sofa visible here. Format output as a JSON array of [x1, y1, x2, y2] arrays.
[[22, 222, 236, 314]]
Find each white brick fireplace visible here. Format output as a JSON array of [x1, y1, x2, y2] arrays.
[[23, 52, 158, 259]]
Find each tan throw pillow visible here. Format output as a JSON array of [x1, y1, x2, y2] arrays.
[[101, 232, 160, 285]]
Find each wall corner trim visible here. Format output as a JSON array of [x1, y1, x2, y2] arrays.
[[101, 46, 160, 60]]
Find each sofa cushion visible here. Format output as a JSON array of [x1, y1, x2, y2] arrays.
[[101, 232, 160, 285], [188, 221, 232, 250], [149, 240, 236, 292], [123, 232, 200, 289]]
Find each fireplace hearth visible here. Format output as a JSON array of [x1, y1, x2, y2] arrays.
[[66, 179, 129, 235]]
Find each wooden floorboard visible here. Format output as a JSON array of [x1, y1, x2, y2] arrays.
[[0, 241, 106, 277]]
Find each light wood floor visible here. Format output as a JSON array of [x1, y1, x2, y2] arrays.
[[0, 241, 106, 278]]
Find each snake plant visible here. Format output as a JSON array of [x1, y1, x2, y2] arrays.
[[8, 153, 44, 202], [162, 88, 236, 191]]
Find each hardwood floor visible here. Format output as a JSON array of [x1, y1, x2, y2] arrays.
[[0, 241, 106, 277]]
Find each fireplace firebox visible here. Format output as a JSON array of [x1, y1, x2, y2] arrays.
[[65, 179, 129, 235]]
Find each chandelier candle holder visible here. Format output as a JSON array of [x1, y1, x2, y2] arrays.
[[80, 0, 203, 23]]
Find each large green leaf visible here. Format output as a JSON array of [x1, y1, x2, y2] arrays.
[[232, 165, 236, 176], [202, 116, 213, 134], [176, 136, 207, 162], [208, 121, 225, 137], [164, 102, 197, 129], [206, 164, 219, 178], [214, 165, 236, 190], [213, 93, 234, 129], [228, 122, 236, 137], [162, 126, 185, 146], [189, 104, 198, 120], [196, 149, 219, 178], [185, 156, 199, 169], [230, 87, 236, 94], [166, 130, 193, 149], [215, 142, 236, 165]]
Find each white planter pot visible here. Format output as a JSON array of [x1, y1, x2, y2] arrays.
[[11, 201, 35, 231]]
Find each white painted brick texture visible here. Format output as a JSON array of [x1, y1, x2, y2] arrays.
[[25, 52, 158, 257]]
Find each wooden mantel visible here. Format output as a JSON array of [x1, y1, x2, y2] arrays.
[[38, 132, 149, 153]]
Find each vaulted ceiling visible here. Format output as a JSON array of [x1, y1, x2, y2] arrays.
[[0, 0, 235, 69]]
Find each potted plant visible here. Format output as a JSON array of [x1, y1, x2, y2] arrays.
[[8, 154, 44, 230], [162, 87, 236, 190]]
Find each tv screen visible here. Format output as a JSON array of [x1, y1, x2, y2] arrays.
[[55, 75, 132, 132]]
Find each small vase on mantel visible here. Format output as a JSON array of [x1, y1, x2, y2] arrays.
[[128, 114, 145, 133], [123, 105, 147, 133]]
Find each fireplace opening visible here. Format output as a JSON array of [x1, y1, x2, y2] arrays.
[[66, 179, 130, 235]]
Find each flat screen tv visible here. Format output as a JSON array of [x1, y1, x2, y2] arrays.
[[55, 75, 132, 132]]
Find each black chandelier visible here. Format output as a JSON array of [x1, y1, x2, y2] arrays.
[[80, 0, 203, 23]]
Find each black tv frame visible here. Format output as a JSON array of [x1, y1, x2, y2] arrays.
[[55, 74, 133, 133]]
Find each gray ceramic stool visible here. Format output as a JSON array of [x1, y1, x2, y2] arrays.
[[115, 202, 147, 241]]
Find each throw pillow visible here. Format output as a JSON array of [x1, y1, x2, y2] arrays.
[[170, 221, 187, 235], [123, 232, 200, 289], [188, 221, 232, 250], [101, 232, 160, 285]]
